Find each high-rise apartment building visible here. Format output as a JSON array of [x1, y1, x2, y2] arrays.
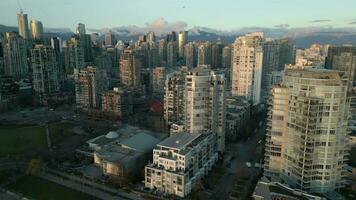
[[17, 11, 30, 39], [232, 32, 263, 105], [31, 45, 60, 95], [3, 32, 28, 78], [221, 46, 232, 69], [30, 20, 44, 40], [164, 68, 187, 127], [184, 66, 226, 152], [178, 31, 188, 59], [119, 49, 141, 89], [76, 23, 86, 35], [166, 41, 177, 67], [146, 31, 156, 43], [264, 69, 350, 194], [158, 39, 167, 66], [211, 42, 223, 69], [101, 87, 133, 118], [325, 46, 356, 89], [185, 42, 197, 68], [152, 67, 166, 96], [104, 32, 116, 47], [74, 66, 107, 110], [197, 42, 212, 66]]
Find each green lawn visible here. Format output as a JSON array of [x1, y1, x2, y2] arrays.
[[0, 122, 74, 156], [8, 175, 98, 200]]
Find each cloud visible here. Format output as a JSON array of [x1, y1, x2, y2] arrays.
[[274, 24, 290, 28], [89, 18, 188, 36], [349, 21, 356, 25], [310, 19, 331, 23]]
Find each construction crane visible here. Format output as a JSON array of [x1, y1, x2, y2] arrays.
[[17, 0, 23, 13]]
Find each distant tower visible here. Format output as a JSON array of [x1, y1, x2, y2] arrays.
[[146, 31, 156, 43], [30, 20, 44, 40], [76, 23, 86, 35], [17, 11, 30, 39], [185, 42, 197, 68], [178, 31, 188, 59], [119, 49, 141, 89], [104, 32, 116, 47], [3, 32, 28, 78], [167, 41, 177, 67], [31, 45, 60, 95]]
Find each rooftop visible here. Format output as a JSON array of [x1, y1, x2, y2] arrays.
[[158, 133, 201, 150]]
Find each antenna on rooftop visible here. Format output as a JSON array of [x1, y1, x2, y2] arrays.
[[17, 0, 23, 13]]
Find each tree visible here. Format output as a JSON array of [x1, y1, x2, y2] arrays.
[[26, 159, 43, 175]]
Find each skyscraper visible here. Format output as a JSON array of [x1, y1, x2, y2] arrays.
[[119, 49, 141, 89], [262, 38, 295, 102], [185, 42, 197, 68], [197, 42, 212, 66], [166, 41, 177, 67], [184, 66, 226, 152], [164, 68, 187, 127], [232, 32, 263, 105], [264, 69, 350, 194], [104, 32, 116, 47], [76, 23, 86, 35], [31, 45, 60, 95], [221, 46, 232, 69], [178, 31, 188, 59], [146, 31, 156, 43], [17, 11, 30, 39], [3, 32, 28, 78], [158, 39, 167, 66], [74, 66, 107, 110], [30, 20, 44, 40], [211, 42, 223, 69], [325, 46, 356, 89]]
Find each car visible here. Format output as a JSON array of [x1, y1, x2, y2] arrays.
[[254, 163, 262, 168], [246, 162, 252, 168]]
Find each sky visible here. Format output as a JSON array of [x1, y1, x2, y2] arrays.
[[0, 0, 356, 31]]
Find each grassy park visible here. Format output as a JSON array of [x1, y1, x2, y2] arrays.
[[0, 122, 74, 156], [8, 175, 98, 200]]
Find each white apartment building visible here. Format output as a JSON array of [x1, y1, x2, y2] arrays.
[[264, 69, 350, 194], [184, 66, 226, 152], [145, 132, 218, 198], [232, 32, 263, 105]]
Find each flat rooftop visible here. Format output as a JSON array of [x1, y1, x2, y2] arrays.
[[158, 133, 201, 150]]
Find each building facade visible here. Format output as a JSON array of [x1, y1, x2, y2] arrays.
[[101, 87, 133, 118], [31, 45, 60, 95], [119, 49, 141, 90], [30, 20, 44, 40], [145, 133, 218, 198], [3, 32, 28, 78], [184, 66, 226, 152], [232, 32, 263, 105], [264, 69, 350, 194], [74, 66, 107, 110]]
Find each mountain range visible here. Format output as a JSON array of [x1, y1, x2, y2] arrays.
[[2, 24, 356, 48]]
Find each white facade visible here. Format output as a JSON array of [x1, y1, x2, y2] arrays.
[[232, 32, 263, 105], [145, 133, 218, 198], [184, 66, 226, 152], [264, 69, 350, 194]]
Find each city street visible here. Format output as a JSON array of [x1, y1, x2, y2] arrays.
[[208, 118, 266, 200]]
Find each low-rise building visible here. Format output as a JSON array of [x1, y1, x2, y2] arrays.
[[225, 96, 251, 140], [145, 132, 218, 198], [86, 125, 166, 183]]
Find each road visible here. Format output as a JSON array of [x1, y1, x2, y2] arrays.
[[209, 119, 266, 200]]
